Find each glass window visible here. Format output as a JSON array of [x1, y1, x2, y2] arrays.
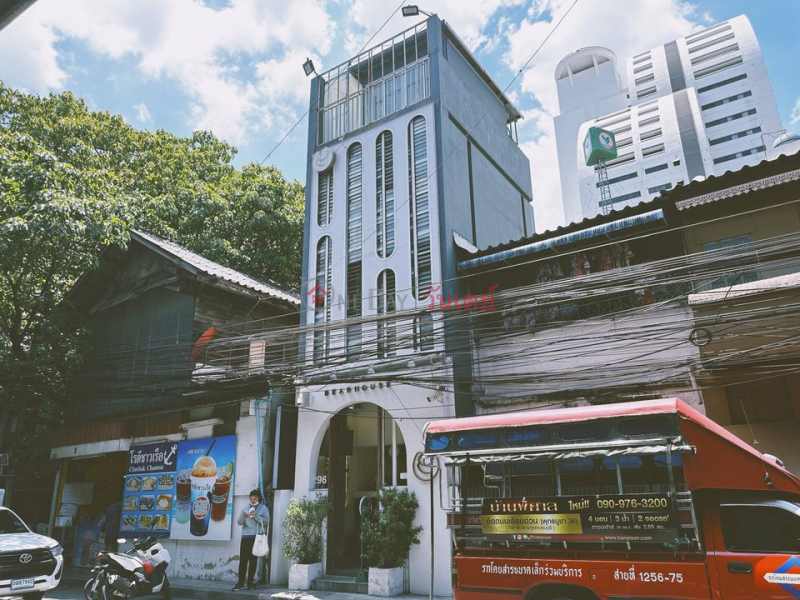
[[346, 143, 363, 360], [0, 510, 28, 534], [602, 456, 644, 470], [619, 416, 675, 437], [427, 434, 450, 452], [721, 504, 800, 553], [456, 431, 497, 450], [413, 312, 434, 352], [317, 170, 333, 227], [560, 422, 610, 441], [559, 458, 596, 472], [409, 116, 432, 301], [376, 131, 395, 258], [377, 269, 396, 359], [512, 461, 549, 475], [505, 427, 550, 446], [314, 236, 332, 364]]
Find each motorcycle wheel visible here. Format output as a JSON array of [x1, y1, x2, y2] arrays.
[[161, 576, 171, 600], [83, 575, 103, 600]]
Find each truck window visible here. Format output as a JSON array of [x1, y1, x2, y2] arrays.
[[720, 504, 800, 553]]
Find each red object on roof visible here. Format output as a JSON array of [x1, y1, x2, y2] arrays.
[[191, 326, 217, 360], [426, 398, 800, 494]]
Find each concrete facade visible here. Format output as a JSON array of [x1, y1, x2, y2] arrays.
[[275, 15, 533, 595]]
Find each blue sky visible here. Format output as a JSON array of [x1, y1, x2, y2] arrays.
[[1, 0, 798, 232]]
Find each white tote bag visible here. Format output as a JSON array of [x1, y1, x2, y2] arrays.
[[252, 520, 269, 557]]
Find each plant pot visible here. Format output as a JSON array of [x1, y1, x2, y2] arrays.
[[288, 562, 323, 590], [368, 566, 404, 597]]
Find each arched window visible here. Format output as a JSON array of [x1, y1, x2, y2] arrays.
[[376, 131, 395, 258], [346, 143, 363, 359], [314, 236, 332, 364], [408, 116, 431, 300], [377, 269, 396, 359], [318, 169, 333, 227]]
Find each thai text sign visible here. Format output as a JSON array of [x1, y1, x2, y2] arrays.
[[481, 494, 677, 543], [127, 441, 179, 474]]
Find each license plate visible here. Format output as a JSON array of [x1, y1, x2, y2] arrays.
[[11, 578, 35, 591]]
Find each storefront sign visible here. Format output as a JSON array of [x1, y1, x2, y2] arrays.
[[170, 435, 236, 541], [481, 494, 677, 543], [120, 443, 177, 539], [127, 441, 179, 474]]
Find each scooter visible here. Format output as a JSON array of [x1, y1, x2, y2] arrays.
[[83, 536, 171, 600]]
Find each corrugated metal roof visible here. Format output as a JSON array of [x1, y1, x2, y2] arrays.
[[132, 230, 300, 305]]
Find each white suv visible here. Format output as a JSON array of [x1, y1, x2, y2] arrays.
[[0, 507, 63, 599]]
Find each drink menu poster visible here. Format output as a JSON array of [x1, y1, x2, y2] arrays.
[[170, 435, 236, 541], [120, 442, 178, 539]]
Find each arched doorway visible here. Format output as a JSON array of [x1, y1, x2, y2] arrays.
[[313, 403, 407, 573]]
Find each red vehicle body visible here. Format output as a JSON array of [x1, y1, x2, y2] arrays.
[[423, 398, 800, 599]]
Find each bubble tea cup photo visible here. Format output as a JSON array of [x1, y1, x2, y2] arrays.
[[190, 455, 217, 536]]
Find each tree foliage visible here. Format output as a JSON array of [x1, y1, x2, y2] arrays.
[[0, 81, 304, 471]]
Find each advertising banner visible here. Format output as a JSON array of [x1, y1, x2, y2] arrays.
[[120, 442, 178, 539], [481, 494, 677, 543], [72, 525, 102, 567], [170, 435, 236, 541]]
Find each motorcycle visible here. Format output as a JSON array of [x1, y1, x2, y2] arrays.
[[83, 536, 171, 600]]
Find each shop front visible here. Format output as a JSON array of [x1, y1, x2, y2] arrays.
[[271, 380, 453, 596], [49, 405, 274, 583]]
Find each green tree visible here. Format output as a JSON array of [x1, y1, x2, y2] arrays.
[[0, 82, 304, 496]]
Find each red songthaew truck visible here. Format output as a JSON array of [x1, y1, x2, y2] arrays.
[[423, 398, 800, 599]]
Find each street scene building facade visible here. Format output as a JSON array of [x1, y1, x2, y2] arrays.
[[1, 4, 800, 600]]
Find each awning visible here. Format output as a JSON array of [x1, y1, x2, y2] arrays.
[[457, 209, 665, 273]]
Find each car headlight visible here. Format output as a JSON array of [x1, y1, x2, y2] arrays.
[[51, 545, 63, 557]]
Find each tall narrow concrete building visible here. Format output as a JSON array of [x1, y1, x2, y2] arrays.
[[555, 15, 784, 223], [271, 16, 532, 594]]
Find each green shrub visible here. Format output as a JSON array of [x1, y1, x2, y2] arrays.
[[361, 488, 423, 569], [282, 495, 331, 564]]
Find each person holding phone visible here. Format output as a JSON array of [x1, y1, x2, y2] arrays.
[[233, 489, 270, 591]]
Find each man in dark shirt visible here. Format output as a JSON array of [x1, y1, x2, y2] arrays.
[[103, 501, 122, 552]]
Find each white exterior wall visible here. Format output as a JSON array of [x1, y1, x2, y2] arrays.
[[269, 381, 454, 595], [560, 15, 785, 221], [155, 415, 262, 581], [306, 102, 444, 363]]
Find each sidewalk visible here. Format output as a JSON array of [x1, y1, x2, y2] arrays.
[[64, 568, 450, 600]]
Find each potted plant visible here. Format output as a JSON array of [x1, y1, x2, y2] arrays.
[[282, 495, 331, 590], [362, 488, 423, 597]]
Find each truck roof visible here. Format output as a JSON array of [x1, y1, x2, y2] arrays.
[[425, 398, 800, 494]]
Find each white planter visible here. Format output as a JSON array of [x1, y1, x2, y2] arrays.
[[368, 566, 404, 597], [288, 562, 322, 590]]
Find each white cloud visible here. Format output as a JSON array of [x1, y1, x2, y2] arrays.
[[1, 0, 335, 145], [134, 102, 153, 125], [346, 0, 525, 55], [505, 0, 705, 230], [791, 97, 800, 127], [0, 2, 67, 92]]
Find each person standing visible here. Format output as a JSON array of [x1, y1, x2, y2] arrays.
[[102, 501, 122, 553], [233, 489, 270, 591]]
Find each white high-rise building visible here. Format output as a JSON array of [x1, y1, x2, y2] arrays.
[[555, 15, 785, 223]]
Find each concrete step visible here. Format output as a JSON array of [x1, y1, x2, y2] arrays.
[[310, 575, 368, 594]]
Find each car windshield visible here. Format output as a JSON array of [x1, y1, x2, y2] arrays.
[[0, 510, 29, 534]]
